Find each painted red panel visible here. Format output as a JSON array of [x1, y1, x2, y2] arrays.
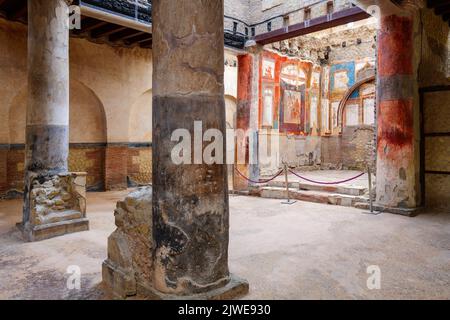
[[378, 15, 413, 77], [258, 51, 313, 133], [237, 54, 252, 102], [377, 99, 414, 160]]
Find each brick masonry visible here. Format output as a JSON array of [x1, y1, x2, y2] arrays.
[[69, 146, 106, 191], [105, 145, 129, 191], [0, 147, 7, 194], [0, 144, 153, 197], [127, 147, 152, 186], [321, 125, 376, 172]]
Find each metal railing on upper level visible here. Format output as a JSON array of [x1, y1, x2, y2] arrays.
[[80, 0, 152, 24]]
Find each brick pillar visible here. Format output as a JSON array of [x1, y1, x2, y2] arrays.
[[105, 144, 128, 191], [376, 12, 420, 211]]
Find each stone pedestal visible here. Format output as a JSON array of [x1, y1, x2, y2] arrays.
[[102, 187, 153, 299], [19, 0, 89, 241], [103, 187, 248, 300], [18, 172, 89, 242]]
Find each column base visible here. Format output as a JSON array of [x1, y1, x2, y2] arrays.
[[368, 204, 421, 217], [17, 218, 89, 242], [103, 258, 249, 300], [137, 275, 249, 301]]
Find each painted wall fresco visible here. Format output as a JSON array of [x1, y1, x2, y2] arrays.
[[255, 50, 377, 171], [259, 51, 313, 134]]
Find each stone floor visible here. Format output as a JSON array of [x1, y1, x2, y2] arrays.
[[0, 191, 449, 300]]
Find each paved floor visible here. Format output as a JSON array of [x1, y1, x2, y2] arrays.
[[0, 191, 449, 300]]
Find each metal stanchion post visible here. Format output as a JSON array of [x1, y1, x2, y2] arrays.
[[364, 165, 381, 215], [368, 165, 373, 213], [282, 163, 296, 205]]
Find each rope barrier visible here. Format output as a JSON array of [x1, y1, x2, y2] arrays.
[[235, 167, 366, 186], [235, 167, 284, 184], [288, 169, 365, 185]]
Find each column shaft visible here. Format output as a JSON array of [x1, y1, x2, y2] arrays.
[[26, 0, 70, 174], [152, 0, 246, 296], [20, 0, 89, 242], [376, 13, 420, 209]]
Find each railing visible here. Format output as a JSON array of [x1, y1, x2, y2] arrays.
[[80, 0, 152, 24], [79, 0, 248, 49], [224, 30, 248, 49]]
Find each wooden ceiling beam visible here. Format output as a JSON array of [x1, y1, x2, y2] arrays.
[[125, 33, 152, 45], [91, 24, 127, 39], [109, 29, 144, 42]]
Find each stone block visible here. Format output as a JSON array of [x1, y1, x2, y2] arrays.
[[103, 187, 153, 299], [19, 172, 89, 242]]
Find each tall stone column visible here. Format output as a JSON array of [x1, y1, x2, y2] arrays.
[[19, 0, 89, 241], [376, 7, 421, 213], [151, 0, 248, 298]]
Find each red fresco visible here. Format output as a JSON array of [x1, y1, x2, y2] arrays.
[[237, 54, 253, 103], [258, 50, 313, 134], [377, 99, 414, 160], [237, 54, 253, 131], [378, 15, 414, 77]]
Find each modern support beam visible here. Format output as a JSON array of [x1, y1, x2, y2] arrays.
[[254, 6, 370, 45], [19, 0, 89, 241], [151, 0, 248, 298]]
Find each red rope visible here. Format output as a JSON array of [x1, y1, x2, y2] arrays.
[[288, 169, 365, 185], [235, 168, 284, 184]]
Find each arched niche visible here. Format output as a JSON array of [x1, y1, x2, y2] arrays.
[[8, 81, 107, 144], [337, 75, 376, 133], [8, 81, 107, 191], [129, 89, 152, 143]]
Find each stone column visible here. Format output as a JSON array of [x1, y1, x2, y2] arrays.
[[375, 7, 421, 213], [19, 0, 89, 241], [151, 0, 248, 298]]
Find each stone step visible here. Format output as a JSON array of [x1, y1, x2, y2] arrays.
[[266, 180, 367, 196], [260, 187, 369, 208]]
